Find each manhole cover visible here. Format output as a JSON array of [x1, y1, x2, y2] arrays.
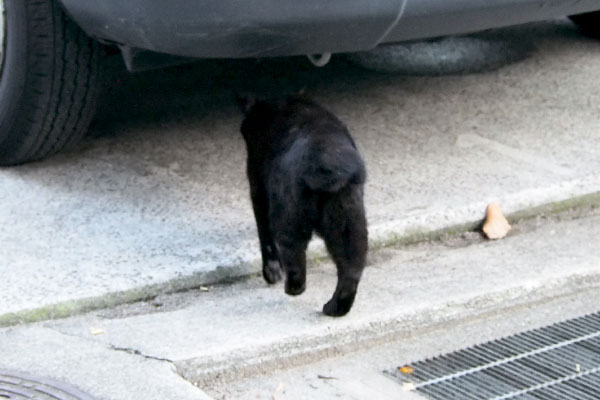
[[390, 312, 600, 399], [0, 370, 96, 400]]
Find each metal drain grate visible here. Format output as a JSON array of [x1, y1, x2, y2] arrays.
[[0, 370, 97, 400], [390, 312, 600, 399]]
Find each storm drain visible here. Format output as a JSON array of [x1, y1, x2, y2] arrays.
[[0, 370, 96, 400], [391, 312, 600, 399]]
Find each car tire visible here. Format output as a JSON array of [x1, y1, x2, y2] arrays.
[[570, 11, 600, 37], [0, 0, 102, 166]]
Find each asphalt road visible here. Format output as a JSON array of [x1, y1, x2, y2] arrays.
[[1, 19, 599, 320]]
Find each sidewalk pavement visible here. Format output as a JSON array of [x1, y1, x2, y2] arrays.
[[1, 208, 599, 399]]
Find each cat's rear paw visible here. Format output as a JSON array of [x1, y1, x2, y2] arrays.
[[285, 280, 306, 296], [322, 296, 355, 317], [263, 260, 282, 284]]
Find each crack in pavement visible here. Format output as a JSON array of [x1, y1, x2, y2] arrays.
[[110, 345, 174, 364], [44, 324, 175, 366]]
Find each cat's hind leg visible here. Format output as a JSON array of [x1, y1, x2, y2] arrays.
[[275, 237, 310, 296], [270, 198, 314, 296], [318, 186, 368, 317], [268, 168, 317, 296]]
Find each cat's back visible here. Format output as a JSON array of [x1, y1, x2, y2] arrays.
[[282, 96, 349, 135], [272, 97, 365, 193]]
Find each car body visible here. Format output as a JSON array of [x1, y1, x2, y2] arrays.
[[60, 0, 600, 70]]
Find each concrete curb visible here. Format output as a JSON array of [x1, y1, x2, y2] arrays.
[[176, 272, 600, 387], [2, 185, 599, 328]]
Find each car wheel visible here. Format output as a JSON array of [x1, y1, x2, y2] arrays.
[[570, 11, 600, 37], [0, 0, 101, 166]]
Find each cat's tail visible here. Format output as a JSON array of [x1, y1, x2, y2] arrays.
[[302, 144, 366, 193]]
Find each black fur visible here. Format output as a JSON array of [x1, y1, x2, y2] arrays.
[[238, 95, 368, 316]]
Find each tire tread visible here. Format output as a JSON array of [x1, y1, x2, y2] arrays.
[[0, 0, 101, 165]]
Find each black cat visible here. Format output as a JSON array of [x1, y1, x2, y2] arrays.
[[238, 95, 368, 317]]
